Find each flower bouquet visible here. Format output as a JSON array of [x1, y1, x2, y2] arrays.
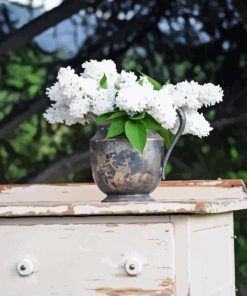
[[44, 59, 223, 201]]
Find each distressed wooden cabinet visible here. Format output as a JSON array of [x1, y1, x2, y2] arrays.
[[0, 180, 247, 296]]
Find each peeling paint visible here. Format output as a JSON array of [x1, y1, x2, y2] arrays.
[[0, 186, 35, 194], [0, 198, 247, 217], [95, 287, 174, 296], [73, 203, 196, 216], [0, 205, 69, 216], [159, 179, 246, 189], [204, 199, 247, 213], [159, 278, 174, 288]]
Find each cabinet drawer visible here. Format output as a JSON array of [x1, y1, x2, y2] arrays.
[[0, 221, 174, 296]]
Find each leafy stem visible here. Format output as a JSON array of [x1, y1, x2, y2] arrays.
[[96, 111, 173, 153]]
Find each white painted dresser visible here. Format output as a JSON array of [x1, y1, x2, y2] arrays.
[[0, 180, 247, 296]]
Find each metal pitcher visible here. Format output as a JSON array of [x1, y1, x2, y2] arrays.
[[90, 109, 186, 202]]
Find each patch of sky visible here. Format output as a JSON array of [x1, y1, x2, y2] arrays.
[[1, 0, 97, 57], [135, 47, 146, 58], [35, 13, 97, 57], [158, 18, 170, 33], [222, 41, 230, 51]]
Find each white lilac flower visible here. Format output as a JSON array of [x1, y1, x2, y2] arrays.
[[81, 60, 120, 115], [199, 83, 224, 107], [164, 81, 224, 110], [90, 88, 116, 115], [69, 98, 91, 118], [61, 75, 96, 104], [172, 109, 213, 138], [46, 82, 61, 102], [115, 78, 153, 115], [57, 66, 77, 87], [116, 70, 137, 88], [78, 77, 99, 97], [165, 81, 202, 110], [44, 102, 65, 124], [46, 67, 99, 122], [44, 101, 88, 125], [147, 88, 177, 130], [81, 59, 119, 84]]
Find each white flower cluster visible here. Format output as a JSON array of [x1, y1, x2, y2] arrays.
[[44, 59, 224, 137], [44, 61, 118, 125], [163, 81, 223, 137], [164, 80, 223, 110]]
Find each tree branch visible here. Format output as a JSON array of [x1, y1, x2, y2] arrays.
[[18, 151, 90, 183], [0, 96, 48, 139], [1, 4, 14, 33], [212, 86, 247, 129], [84, 1, 169, 60], [0, 0, 100, 58], [212, 111, 247, 129]]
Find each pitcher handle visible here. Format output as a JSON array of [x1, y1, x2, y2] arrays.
[[161, 108, 186, 180]]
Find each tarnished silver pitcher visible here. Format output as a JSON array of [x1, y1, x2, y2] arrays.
[[90, 109, 186, 202]]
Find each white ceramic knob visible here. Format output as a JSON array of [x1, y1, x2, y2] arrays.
[[125, 258, 143, 276], [16, 259, 34, 276]]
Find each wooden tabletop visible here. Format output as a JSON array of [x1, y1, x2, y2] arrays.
[[0, 180, 246, 217]]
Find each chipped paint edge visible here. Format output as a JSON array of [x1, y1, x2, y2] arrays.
[[0, 179, 246, 194], [0, 199, 247, 217]]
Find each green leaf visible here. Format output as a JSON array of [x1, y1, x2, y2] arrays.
[[28, 85, 40, 96], [99, 73, 108, 89], [164, 78, 170, 85], [96, 111, 126, 123], [138, 70, 162, 90], [142, 114, 173, 148], [26, 73, 44, 84], [138, 78, 144, 85], [125, 120, 147, 153], [96, 112, 115, 123], [130, 112, 146, 120], [106, 111, 126, 120], [6, 78, 24, 89], [142, 114, 162, 131], [106, 117, 126, 139]]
